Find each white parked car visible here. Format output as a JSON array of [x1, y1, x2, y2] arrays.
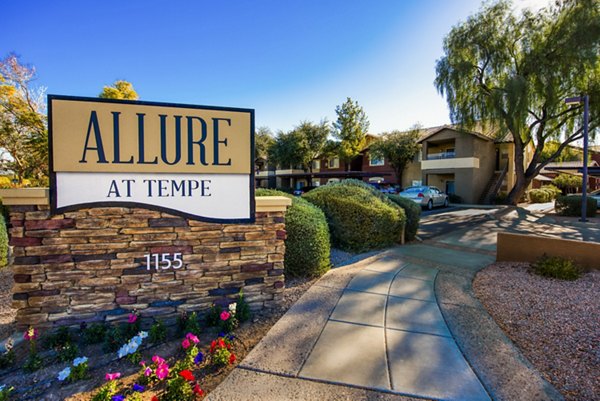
[[398, 186, 449, 210], [588, 189, 600, 208]]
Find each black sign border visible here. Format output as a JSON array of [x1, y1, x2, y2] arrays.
[[48, 94, 255, 224]]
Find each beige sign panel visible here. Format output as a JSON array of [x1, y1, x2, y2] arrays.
[[50, 97, 252, 174]]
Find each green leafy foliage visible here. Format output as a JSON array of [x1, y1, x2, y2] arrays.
[[91, 380, 118, 401], [303, 180, 405, 252], [255, 126, 275, 161], [333, 97, 370, 166], [163, 375, 195, 401], [235, 291, 251, 323], [387, 194, 421, 241], [552, 174, 582, 193], [149, 319, 167, 344], [256, 189, 331, 277], [435, 0, 600, 204], [555, 195, 597, 217], [532, 255, 582, 280], [82, 323, 108, 345], [0, 214, 7, 268], [527, 185, 561, 203], [369, 128, 421, 185], [103, 325, 124, 352], [177, 311, 201, 337], [56, 342, 79, 363]]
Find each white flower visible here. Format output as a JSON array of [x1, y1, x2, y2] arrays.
[[128, 340, 139, 353], [73, 356, 88, 366], [4, 338, 13, 352], [131, 336, 142, 346], [117, 344, 129, 358], [138, 331, 148, 339], [0, 384, 5, 391], [229, 303, 237, 313], [58, 367, 71, 381]]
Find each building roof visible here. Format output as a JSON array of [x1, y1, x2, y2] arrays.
[[416, 123, 508, 144]]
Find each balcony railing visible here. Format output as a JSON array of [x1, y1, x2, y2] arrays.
[[426, 151, 456, 160]]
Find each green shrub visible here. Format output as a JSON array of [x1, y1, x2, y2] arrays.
[[303, 180, 406, 252], [543, 184, 562, 198], [555, 195, 597, 217], [82, 323, 108, 345], [256, 189, 331, 277], [0, 214, 7, 268], [528, 188, 551, 203], [532, 255, 582, 280], [387, 194, 421, 241]]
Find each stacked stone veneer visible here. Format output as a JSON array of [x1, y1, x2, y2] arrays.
[[8, 205, 286, 329]]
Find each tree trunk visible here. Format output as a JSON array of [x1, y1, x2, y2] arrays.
[[395, 166, 404, 186]]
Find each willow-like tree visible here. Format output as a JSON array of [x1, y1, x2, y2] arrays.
[[255, 126, 274, 161], [334, 97, 369, 170], [369, 127, 421, 186], [435, 0, 599, 204], [99, 80, 139, 100], [0, 54, 48, 185]]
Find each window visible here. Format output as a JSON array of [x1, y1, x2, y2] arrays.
[[312, 160, 321, 170], [369, 155, 385, 166], [328, 158, 339, 169]]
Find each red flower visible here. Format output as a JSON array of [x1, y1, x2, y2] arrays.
[[218, 338, 225, 348], [179, 369, 195, 381], [193, 384, 204, 396], [229, 353, 236, 364], [151, 396, 159, 401], [210, 340, 217, 353]]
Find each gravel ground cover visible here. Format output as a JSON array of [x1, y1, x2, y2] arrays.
[[474, 262, 599, 401]]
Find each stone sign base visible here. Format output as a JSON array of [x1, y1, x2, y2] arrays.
[[0, 189, 291, 329]]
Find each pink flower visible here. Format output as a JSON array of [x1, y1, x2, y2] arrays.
[[185, 333, 200, 344], [152, 355, 165, 365], [156, 363, 169, 380], [23, 327, 38, 341], [128, 313, 138, 323], [105, 372, 121, 381], [144, 367, 152, 376], [181, 339, 190, 349], [220, 311, 231, 321]]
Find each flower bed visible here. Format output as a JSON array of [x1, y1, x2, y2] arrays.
[[0, 278, 316, 400]]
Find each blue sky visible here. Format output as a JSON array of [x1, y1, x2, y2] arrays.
[[3, 0, 547, 134]]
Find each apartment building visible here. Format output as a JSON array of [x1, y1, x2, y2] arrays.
[[256, 125, 532, 204]]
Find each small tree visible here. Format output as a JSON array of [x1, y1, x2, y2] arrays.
[[369, 127, 420, 186], [255, 126, 274, 161], [333, 97, 369, 170], [552, 173, 582, 194], [268, 130, 305, 170], [99, 80, 139, 100], [295, 120, 330, 183], [0, 54, 48, 185]]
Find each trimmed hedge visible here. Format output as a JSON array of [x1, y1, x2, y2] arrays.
[[0, 214, 7, 268], [387, 194, 421, 241], [303, 180, 406, 252], [527, 185, 562, 203], [554, 195, 597, 217], [256, 189, 330, 278]]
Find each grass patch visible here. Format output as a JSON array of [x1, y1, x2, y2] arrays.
[[532, 254, 582, 280]]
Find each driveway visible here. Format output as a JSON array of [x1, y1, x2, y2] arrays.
[[418, 207, 502, 240]]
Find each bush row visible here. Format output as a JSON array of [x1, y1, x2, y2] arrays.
[[527, 185, 561, 203], [303, 180, 406, 253], [256, 189, 331, 278], [386, 194, 421, 241], [554, 195, 597, 217]]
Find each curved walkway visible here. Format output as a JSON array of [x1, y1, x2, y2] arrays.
[[298, 256, 489, 400], [208, 210, 566, 401]]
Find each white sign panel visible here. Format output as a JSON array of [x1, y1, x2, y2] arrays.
[[55, 173, 250, 220]]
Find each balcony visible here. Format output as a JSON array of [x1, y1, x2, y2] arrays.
[[255, 170, 273, 177], [426, 151, 456, 160], [421, 157, 480, 170]]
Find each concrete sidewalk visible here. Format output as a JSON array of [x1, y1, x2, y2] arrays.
[[207, 210, 566, 401]]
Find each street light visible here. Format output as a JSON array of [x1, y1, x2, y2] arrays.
[[565, 95, 589, 222]]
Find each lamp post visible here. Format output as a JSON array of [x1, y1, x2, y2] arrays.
[[565, 95, 589, 222]]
